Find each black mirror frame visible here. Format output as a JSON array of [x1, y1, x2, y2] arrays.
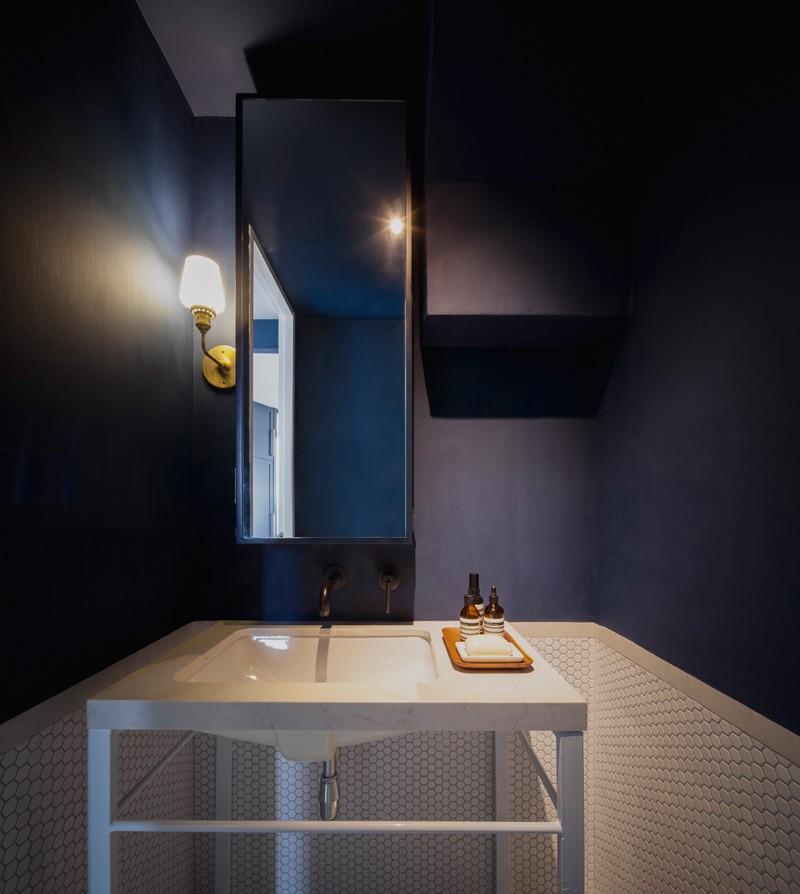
[[234, 94, 414, 545]]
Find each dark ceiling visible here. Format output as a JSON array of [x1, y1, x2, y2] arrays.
[[134, 0, 428, 116]]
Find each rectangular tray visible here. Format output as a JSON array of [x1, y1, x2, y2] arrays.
[[441, 627, 534, 671]]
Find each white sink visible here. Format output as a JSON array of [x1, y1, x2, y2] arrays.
[[175, 625, 438, 684], [173, 625, 438, 761]]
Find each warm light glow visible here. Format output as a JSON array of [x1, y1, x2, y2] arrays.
[[389, 217, 403, 235], [179, 254, 225, 314]]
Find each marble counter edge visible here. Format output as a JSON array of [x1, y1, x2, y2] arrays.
[[86, 619, 588, 733]]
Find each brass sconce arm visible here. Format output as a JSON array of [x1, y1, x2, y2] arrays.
[[190, 306, 233, 375], [200, 330, 231, 371]]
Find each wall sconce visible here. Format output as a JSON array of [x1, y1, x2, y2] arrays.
[[179, 254, 236, 389]]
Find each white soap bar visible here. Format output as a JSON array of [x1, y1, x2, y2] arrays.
[[465, 634, 514, 656]]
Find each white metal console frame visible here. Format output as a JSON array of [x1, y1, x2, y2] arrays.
[[88, 727, 584, 894]]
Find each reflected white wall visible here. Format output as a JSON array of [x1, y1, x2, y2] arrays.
[[253, 353, 280, 410]]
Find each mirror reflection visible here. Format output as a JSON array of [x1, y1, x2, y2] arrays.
[[237, 98, 410, 542]]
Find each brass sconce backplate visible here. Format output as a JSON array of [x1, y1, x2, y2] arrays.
[[202, 345, 236, 389]]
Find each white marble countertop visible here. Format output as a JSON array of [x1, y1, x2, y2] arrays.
[[87, 620, 587, 733]]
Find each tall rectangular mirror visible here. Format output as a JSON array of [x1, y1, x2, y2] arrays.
[[235, 97, 412, 542]]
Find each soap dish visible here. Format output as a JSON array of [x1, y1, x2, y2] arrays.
[[441, 628, 534, 671], [455, 640, 525, 663]]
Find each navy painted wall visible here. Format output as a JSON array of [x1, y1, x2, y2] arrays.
[[413, 350, 595, 622], [412, 0, 605, 615], [294, 318, 406, 538], [0, 0, 196, 723], [595, 15, 800, 734]]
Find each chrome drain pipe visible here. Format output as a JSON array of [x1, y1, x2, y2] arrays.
[[318, 750, 340, 821]]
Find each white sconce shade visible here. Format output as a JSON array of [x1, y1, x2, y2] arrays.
[[179, 254, 235, 389], [179, 254, 225, 315]]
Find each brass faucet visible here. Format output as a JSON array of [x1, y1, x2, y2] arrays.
[[378, 567, 400, 614], [319, 566, 347, 618]]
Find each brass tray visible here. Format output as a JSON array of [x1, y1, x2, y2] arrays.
[[441, 627, 534, 671]]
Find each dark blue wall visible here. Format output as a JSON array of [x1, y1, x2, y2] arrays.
[[411, 0, 606, 618], [254, 320, 279, 352], [413, 355, 595, 622], [596, 23, 800, 734], [0, 0, 196, 723], [295, 318, 406, 538]]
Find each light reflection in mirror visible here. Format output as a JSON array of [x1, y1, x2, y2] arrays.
[[251, 231, 294, 538]]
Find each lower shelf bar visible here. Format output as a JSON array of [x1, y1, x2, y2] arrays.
[[111, 819, 563, 835]]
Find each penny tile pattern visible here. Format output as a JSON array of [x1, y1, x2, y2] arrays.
[[592, 641, 800, 894]]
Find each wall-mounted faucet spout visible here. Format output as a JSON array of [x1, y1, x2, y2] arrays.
[[378, 567, 400, 614], [319, 565, 347, 618]]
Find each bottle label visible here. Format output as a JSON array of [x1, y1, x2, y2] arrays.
[[483, 617, 504, 635], [460, 616, 482, 639]]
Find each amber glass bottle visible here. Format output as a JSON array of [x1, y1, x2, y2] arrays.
[[468, 571, 484, 619], [459, 592, 482, 640], [483, 586, 505, 635]]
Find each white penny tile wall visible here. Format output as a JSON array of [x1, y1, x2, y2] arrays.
[[510, 636, 595, 894], [591, 641, 800, 894], [0, 710, 87, 893]]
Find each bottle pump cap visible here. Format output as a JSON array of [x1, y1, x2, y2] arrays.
[[468, 572, 480, 595]]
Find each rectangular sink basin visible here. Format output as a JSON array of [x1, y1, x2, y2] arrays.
[[174, 625, 438, 685], [90, 620, 587, 763]]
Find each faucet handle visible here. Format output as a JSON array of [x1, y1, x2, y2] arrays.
[[378, 567, 400, 614]]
